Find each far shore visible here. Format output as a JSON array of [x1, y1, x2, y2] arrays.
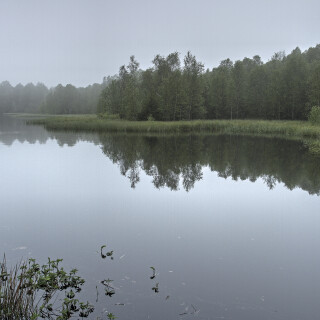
[[24, 114, 320, 139]]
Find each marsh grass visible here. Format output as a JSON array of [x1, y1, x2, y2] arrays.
[[28, 116, 320, 155], [0, 256, 35, 319], [28, 115, 320, 139]]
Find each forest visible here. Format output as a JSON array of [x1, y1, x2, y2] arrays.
[[1, 44, 320, 120], [98, 45, 320, 121], [0, 81, 103, 114]]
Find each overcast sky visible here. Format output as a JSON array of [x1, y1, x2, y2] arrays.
[[0, 0, 319, 88]]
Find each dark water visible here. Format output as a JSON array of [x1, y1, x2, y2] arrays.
[[1, 116, 320, 320]]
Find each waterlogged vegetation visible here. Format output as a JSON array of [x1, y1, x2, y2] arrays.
[[28, 110, 320, 158], [0, 256, 94, 319], [29, 115, 320, 139], [1, 246, 166, 320], [100, 245, 114, 260]]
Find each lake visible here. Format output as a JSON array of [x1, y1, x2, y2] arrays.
[[1, 115, 320, 320]]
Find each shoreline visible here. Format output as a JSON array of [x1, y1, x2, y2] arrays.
[[26, 115, 320, 138]]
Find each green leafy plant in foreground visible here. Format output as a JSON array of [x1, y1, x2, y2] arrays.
[[0, 256, 94, 320]]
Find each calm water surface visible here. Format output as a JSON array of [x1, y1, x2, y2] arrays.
[[1, 116, 320, 320]]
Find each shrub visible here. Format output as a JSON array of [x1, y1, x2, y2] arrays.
[[308, 106, 320, 125], [0, 256, 94, 319]]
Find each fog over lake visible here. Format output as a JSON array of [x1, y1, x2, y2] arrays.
[[1, 116, 320, 320]]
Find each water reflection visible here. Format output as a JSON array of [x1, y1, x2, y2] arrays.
[[1, 116, 320, 320], [98, 134, 320, 195], [1, 116, 319, 195], [0, 115, 99, 147]]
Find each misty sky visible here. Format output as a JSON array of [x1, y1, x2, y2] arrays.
[[0, 0, 319, 88]]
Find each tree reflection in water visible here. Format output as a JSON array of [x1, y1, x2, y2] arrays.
[[98, 134, 320, 195], [1, 116, 319, 194]]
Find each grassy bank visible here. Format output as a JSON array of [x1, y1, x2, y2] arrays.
[[28, 115, 320, 139]]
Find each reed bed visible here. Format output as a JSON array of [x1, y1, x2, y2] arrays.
[[0, 257, 35, 319], [28, 116, 320, 139]]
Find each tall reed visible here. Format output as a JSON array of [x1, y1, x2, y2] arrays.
[[0, 256, 35, 319], [28, 116, 320, 139]]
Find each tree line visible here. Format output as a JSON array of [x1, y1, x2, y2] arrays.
[[1, 44, 319, 119], [0, 81, 103, 114], [0, 81, 48, 114], [98, 44, 320, 121]]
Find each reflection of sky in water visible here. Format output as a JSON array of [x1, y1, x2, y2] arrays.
[[1, 119, 320, 320]]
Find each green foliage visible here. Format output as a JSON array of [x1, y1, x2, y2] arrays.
[[97, 44, 320, 122], [308, 63, 320, 107], [2, 44, 320, 119], [308, 106, 320, 124], [304, 139, 320, 155], [0, 256, 94, 320], [98, 112, 120, 120]]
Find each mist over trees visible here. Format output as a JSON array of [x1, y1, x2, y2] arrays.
[[0, 81, 48, 114], [0, 82, 103, 115], [98, 44, 320, 121], [44, 83, 103, 114]]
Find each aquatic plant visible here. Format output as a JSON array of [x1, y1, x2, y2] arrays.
[[101, 279, 115, 297], [151, 283, 159, 293], [106, 312, 117, 319], [100, 245, 114, 260], [0, 256, 94, 319], [149, 266, 156, 280]]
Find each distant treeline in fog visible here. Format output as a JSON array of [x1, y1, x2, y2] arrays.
[[1, 44, 320, 120], [0, 82, 103, 114]]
